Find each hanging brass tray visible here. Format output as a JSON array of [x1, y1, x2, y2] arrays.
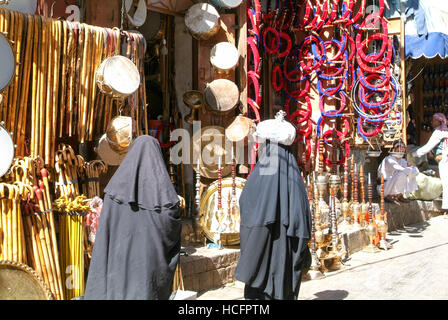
[[0, 260, 54, 300]]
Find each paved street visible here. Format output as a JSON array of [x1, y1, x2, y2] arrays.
[[198, 215, 448, 300]]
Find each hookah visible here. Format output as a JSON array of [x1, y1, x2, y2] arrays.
[[192, 158, 204, 244], [210, 155, 224, 248], [316, 137, 330, 228], [339, 157, 351, 229], [359, 164, 369, 228], [364, 173, 381, 253], [230, 144, 240, 232], [328, 128, 342, 224], [377, 175, 392, 250], [313, 171, 330, 273], [351, 162, 362, 230], [306, 175, 325, 279], [328, 186, 344, 270]]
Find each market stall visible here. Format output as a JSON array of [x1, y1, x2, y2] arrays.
[[0, 0, 417, 299]]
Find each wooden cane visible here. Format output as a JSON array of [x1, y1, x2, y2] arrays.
[[34, 186, 58, 297], [59, 20, 68, 137]]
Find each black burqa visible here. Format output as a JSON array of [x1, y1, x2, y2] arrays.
[[84, 135, 181, 300], [235, 141, 312, 300]]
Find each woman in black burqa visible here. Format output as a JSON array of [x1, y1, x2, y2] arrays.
[[84, 135, 181, 300], [235, 140, 312, 300]]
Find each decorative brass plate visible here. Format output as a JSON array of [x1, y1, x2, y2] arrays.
[[200, 177, 246, 245]]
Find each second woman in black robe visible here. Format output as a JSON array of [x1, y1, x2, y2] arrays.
[[235, 140, 312, 300]]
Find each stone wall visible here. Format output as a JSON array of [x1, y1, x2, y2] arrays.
[[180, 247, 239, 293]]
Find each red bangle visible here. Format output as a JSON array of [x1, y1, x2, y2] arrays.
[[277, 32, 292, 58], [248, 70, 261, 106], [356, 32, 391, 63], [272, 64, 284, 92], [297, 0, 313, 29], [357, 117, 384, 138], [356, 47, 392, 73], [278, 0, 294, 30], [322, 130, 351, 166], [325, 36, 346, 63], [313, 0, 329, 31], [285, 94, 312, 123], [318, 116, 350, 139], [358, 84, 390, 107], [318, 64, 346, 79], [283, 78, 311, 97], [319, 91, 346, 117], [297, 118, 314, 139], [334, 0, 353, 24], [326, 0, 341, 25], [306, 0, 322, 29], [248, 97, 261, 123], [346, 0, 366, 27], [263, 27, 280, 55], [283, 52, 309, 83], [346, 33, 356, 61], [253, 0, 262, 25], [299, 35, 326, 72], [247, 36, 260, 72], [357, 67, 391, 90], [247, 7, 259, 33]]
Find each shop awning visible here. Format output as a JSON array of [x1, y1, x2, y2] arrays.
[[405, 0, 448, 59]]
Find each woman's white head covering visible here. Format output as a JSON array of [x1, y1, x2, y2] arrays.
[[253, 111, 296, 146]]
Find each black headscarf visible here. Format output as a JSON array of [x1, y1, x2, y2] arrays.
[[104, 135, 180, 210], [84, 135, 181, 300], [235, 141, 311, 300]]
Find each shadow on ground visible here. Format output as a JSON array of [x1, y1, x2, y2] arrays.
[[311, 289, 349, 300]]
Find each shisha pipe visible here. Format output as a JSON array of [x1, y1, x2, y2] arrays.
[[216, 155, 224, 248], [316, 137, 330, 228], [377, 175, 390, 250], [331, 126, 338, 175], [351, 163, 361, 229], [311, 131, 318, 172], [364, 173, 380, 253], [306, 175, 325, 279], [313, 171, 328, 272], [192, 158, 203, 243], [230, 145, 240, 232], [329, 186, 343, 270], [340, 157, 351, 228], [209, 156, 223, 247], [359, 164, 369, 227]]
